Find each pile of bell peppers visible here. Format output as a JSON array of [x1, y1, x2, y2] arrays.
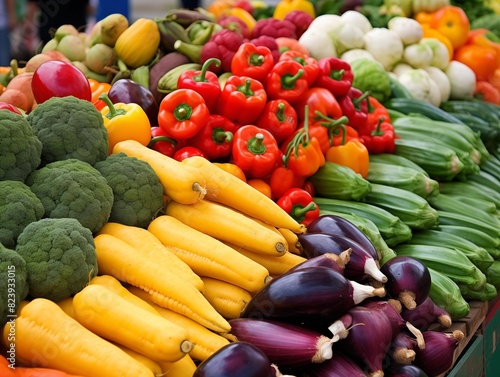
[[90, 41, 397, 227]]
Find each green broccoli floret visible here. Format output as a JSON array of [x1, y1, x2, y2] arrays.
[[94, 152, 164, 228], [15, 218, 98, 302], [26, 96, 108, 166], [0, 243, 29, 326], [0, 180, 45, 248], [26, 158, 114, 234], [0, 109, 42, 182]]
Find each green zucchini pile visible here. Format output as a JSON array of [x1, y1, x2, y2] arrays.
[[309, 98, 500, 320]]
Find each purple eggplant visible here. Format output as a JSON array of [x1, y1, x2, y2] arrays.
[[401, 296, 452, 331], [380, 256, 431, 310], [240, 266, 386, 324], [301, 351, 367, 377], [385, 363, 429, 377], [298, 233, 387, 283], [193, 341, 278, 377], [108, 78, 159, 127], [307, 214, 380, 260], [363, 300, 407, 337], [228, 318, 337, 368]]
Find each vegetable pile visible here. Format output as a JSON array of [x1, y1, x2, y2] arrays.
[[1, 1, 500, 376]]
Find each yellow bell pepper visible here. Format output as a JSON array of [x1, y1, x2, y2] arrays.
[[273, 0, 316, 20], [99, 93, 151, 155], [325, 139, 369, 179], [224, 7, 257, 32]]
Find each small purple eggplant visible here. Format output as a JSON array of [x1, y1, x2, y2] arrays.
[[287, 251, 351, 275], [401, 296, 452, 331], [385, 363, 429, 377], [301, 351, 367, 377], [307, 214, 380, 260], [298, 233, 387, 283]]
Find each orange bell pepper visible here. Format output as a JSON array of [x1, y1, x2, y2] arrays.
[[474, 81, 500, 105], [490, 68, 500, 93], [454, 43, 498, 82], [428, 5, 470, 49], [89, 78, 111, 110], [325, 139, 369, 179], [206, 0, 235, 18]]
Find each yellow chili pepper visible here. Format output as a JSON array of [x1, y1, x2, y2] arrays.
[[273, 0, 316, 20], [99, 93, 151, 155], [325, 139, 369, 179]]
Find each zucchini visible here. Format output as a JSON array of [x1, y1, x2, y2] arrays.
[[408, 229, 494, 273], [362, 183, 439, 230], [308, 161, 372, 201], [467, 170, 500, 193], [384, 98, 465, 124], [428, 268, 469, 321], [369, 153, 428, 176], [458, 282, 497, 302], [438, 181, 500, 209], [393, 138, 464, 181], [437, 210, 500, 240], [440, 100, 500, 125], [480, 154, 500, 181], [486, 260, 500, 289], [314, 197, 413, 247], [367, 161, 439, 198]]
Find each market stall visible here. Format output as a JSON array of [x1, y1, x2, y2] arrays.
[[1, 0, 500, 376]]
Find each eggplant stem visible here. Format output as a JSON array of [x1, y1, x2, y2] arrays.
[[327, 318, 350, 340], [438, 314, 452, 328], [406, 321, 426, 350], [399, 291, 417, 310], [363, 258, 388, 283], [313, 335, 336, 363], [387, 298, 403, 313], [351, 281, 386, 304], [393, 348, 416, 364]]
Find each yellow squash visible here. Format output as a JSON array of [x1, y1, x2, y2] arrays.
[[114, 18, 160, 68]]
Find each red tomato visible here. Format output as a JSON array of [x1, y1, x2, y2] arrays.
[[31, 60, 92, 104], [173, 146, 207, 161]]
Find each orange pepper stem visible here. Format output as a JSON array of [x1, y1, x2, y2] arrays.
[[283, 105, 311, 165], [99, 93, 126, 118], [314, 110, 349, 144]]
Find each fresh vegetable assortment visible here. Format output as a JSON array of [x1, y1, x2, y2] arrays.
[[1, 1, 500, 377]]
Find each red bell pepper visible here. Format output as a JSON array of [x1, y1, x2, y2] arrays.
[[269, 165, 306, 200], [277, 188, 320, 227], [282, 106, 325, 178], [359, 117, 396, 154], [148, 126, 184, 158], [279, 50, 320, 86], [255, 99, 298, 145], [338, 87, 371, 130], [188, 114, 238, 161], [216, 75, 268, 125], [0, 102, 22, 114], [231, 125, 281, 179], [176, 58, 222, 113], [231, 42, 275, 83], [265, 60, 309, 105], [363, 96, 391, 133], [158, 88, 210, 140], [295, 87, 344, 125], [314, 57, 354, 97], [173, 146, 208, 161]]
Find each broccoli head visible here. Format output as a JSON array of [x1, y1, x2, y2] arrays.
[[0, 243, 29, 326], [26, 158, 114, 234], [26, 96, 109, 166], [15, 217, 98, 302], [0, 109, 42, 182], [94, 153, 164, 228], [0, 180, 45, 248]]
